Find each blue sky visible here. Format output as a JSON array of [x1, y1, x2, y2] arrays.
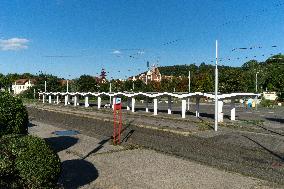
[[0, 0, 283, 79]]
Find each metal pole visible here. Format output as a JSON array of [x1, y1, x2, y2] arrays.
[[188, 71, 191, 92], [67, 80, 69, 93], [214, 40, 218, 132], [146, 73, 148, 85], [44, 80, 47, 92], [187, 71, 191, 110], [255, 73, 258, 93], [109, 82, 112, 104], [255, 72, 258, 110]]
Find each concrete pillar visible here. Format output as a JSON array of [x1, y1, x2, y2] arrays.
[[64, 95, 68, 106], [131, 97, 135, 112], [85, 96, 89, 107], [113, 96, 116, 110], [98, 96, 101, 109], [195, 97, 200, 117], [43, 94, 46, 103], [230, 98, 235, 121], [74, 95, 78, 106], [187, 98, 190, 110], [181, 99, 186, 118], [48, 95, 52, 104], [145, 97, 149, 112], [218, 100, 224, 122], [168, 96, 172, 114], [56, 95, 59, 104], [153, 98, 158, 115], [127, 98, 131, 110]]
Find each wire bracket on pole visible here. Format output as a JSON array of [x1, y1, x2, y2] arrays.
[[113, 97, 122, 145]]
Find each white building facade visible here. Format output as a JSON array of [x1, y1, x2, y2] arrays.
[[12, 79, 35, 94]]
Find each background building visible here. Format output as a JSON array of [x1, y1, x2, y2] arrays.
[[12, 79, 35, 94]]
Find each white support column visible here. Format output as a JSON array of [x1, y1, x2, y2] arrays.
[[195, 97, 200, 117], [98, 96, 101, 109], [64, 95, 68, 106], [153, 98, 158, 115], [131, 97, 135, 112], [56, 95, 59, 104], [43, 94, 46, 103], [181, 99, 186, 118], [74, 95, 78, 106], [85, 96, 89, 107], [230, 98, 236, 121], [145, 97, 149, 112], [218, 100, 224, 122], [127, 98, 131, 110], [168, 96, 172, 114], [48, 95, 52, 104], [187, 98, 190, 111], [113, 96, 116, 110]]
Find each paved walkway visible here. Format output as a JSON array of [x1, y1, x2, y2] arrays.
[[29, 120, 276, 189]]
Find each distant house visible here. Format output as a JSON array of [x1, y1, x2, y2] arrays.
[[12, 79, 35, 94], [130, 66, 162, 83], [263, 92, 278, 101]]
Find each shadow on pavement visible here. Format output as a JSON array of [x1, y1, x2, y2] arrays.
[[122, 129, 135, 142], [242, 135, 284, 162], [266, 117, 284, 124], [59, 159, 99, 189], [28, 122, 37, 127], [45, 136, 78, 153], [82, 137, 111, 159], [257, 124, 284, 137]]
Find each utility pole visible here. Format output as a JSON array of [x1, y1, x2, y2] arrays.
[[187, 71, 191, 110], [214, 40, 218, 132]]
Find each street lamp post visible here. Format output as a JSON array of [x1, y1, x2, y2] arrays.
[[214, 40, 218, 132]]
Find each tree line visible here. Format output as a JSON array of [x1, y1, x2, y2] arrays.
[[1, 54, 283, 100]]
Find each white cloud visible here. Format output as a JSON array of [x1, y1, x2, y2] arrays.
[[112, 50, 121, 54], [0, 38, 29, 51]]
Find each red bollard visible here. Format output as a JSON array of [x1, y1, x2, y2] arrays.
[[113, 98, 122, 144]]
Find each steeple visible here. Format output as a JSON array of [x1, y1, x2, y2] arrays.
[[100, 68, 107, 79]]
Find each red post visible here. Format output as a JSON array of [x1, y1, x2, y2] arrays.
[[113, 98, 122, 144]]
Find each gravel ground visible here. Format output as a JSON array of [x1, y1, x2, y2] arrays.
[[27, 104, 284, 186], [29, 120, 275, 189]]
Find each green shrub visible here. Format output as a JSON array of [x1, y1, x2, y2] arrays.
[[260, 98, 274, 107], [0, 135, 61, 189], [0, 92, 29, 136]]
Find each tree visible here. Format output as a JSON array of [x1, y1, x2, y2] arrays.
[[76, 75, 98, 92]]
